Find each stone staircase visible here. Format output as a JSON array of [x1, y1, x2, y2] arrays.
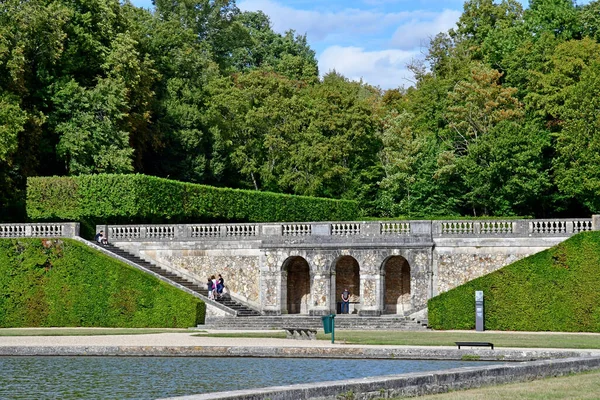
[[101, 243, 261, 317], [200, 315, 429, 330]]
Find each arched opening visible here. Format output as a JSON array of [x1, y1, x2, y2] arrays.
[[334, 256, 360, 314], [383, 256, 411, 315], [284, 257, 310, 314]]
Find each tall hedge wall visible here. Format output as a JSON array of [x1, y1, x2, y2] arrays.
[[428, 232, 600, 332], [0, 238, 204, 328], [27, 174, 361, 226]]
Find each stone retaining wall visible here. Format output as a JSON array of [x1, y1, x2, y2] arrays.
[[99, 217, 600, 316], [160, 356, 600, 400]]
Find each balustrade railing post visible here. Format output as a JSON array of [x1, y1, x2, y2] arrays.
[[363, 222, 379, 236], [411, 221, 431, 237], [514, 220, 529, 236], [219, 225, 228, 237], [593, 215, 600, 231], [25, 225, 32, 237], [262, 224, 282, 237], [313, 223, 330, 236], [566, 221, 574, 234], [431, 221, 442, 237], [176, 225, 186, 239], [63, 223, 80, 238]]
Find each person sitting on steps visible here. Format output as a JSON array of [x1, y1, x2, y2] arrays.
[[94, 230, 108, 246]]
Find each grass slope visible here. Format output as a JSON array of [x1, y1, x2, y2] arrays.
[[428, 231, 600, 332], [0, 238, 204, 328]]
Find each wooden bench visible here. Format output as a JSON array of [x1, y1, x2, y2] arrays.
[[283, 327, 317, 340], [455, 341, 494, 350]]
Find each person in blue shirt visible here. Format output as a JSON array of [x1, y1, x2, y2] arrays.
[[341, 288, 350, 314]]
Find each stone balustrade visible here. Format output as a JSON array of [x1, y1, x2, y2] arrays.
[[100, 216, 599, 242], [0, 223, 80, 238]]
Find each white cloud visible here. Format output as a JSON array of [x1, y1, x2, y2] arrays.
[[238, 0, 441, 41], [391, 9, 461, 50], [319, 46, 417, 89], [238, 0, 463, 89]]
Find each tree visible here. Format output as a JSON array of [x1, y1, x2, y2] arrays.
[[206, 69, 305, 190], [231, 11, 318, 81], [153, 0, 248, 70], [280, 73, 382, 200], [377, 110, 462, 217], [440, 64, 552, 216], [451, 0, 524, 62], [551, 59, 600, 213], [53, 78, 134, 174], [444, 64, 523, 155], [580, 1, 600, 42], [524, 0, 581, 40]]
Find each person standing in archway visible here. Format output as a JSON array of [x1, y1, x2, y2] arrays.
[[341, 288, 350, 314]]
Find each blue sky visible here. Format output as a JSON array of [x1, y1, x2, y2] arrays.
[[129, 0, 591, 89]]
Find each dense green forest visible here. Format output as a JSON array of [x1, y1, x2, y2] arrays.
[[1, 0, 599, 221]]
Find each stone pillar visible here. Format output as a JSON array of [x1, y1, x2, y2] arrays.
[[309, 271, 331, 316], [259, 250, 283, 316], [593, 215, 600, 231], [306, 251, 333, 316], [357, 250, 382, 316], [408, 250, 433, 311], [63, 223, 80, 238], [259, 269, 281, 316], [359, 273, 381, 316]]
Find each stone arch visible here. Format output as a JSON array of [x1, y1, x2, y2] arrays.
[[283, 256, 310, 314], [333, 255, 360, 312], [382, 256, 411, 315]]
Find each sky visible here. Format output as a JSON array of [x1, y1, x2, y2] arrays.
[[129, 0, 591, 90]]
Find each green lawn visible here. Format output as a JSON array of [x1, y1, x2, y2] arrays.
[[195, 330, 600, 349], [409, 369, 600, 399], [0, 328, 190, 336]]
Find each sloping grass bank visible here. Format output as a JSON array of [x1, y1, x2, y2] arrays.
[[0, 238, 204, 328], [429, 231, 600, 332]]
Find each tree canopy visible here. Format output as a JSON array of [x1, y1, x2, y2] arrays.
[[1, 0, 600, 221]]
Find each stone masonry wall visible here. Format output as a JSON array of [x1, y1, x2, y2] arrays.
[[434, 246, 544, 295], [116, 243, 261, 307], [160, 254, 260, 305]]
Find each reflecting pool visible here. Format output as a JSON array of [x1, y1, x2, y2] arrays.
[[0, 356, 498, 399]]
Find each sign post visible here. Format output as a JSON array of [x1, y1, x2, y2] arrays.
[[475, 291, 484, 332]]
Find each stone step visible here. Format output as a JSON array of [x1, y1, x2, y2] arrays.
[[98, 242, 262, 317], [200, 316, 429, 330]]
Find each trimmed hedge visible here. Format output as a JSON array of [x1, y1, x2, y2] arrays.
[[27, 174, 361, 226], [0, 238, 204, 328], [428, 231, 600, 332]]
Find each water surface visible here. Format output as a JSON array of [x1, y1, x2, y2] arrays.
[[0, 356, 498, 399]]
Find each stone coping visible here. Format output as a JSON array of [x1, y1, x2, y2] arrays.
[[0, 344, 592, 362], [159, 356, 600, 400]]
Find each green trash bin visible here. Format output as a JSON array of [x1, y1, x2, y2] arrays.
[[321, 314, 335, 334]]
